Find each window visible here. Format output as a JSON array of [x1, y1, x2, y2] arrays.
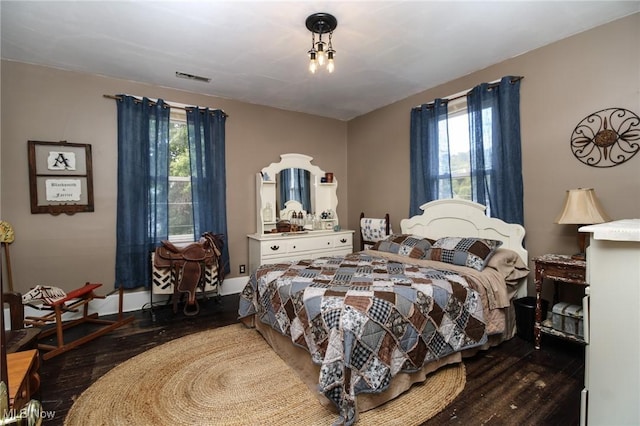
[[410, 76, 522, 224], [444, 98, 495, 214], [445, 99, 472, 201], [168, 109, 193, 241], [115, 94, 229, 288]]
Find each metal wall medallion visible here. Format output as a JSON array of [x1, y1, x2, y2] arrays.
[[570, 107, 640, 167]]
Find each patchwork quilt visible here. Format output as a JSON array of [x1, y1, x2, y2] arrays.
[[238, 252, 488, 425]]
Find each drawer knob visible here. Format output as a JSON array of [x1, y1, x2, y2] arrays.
[[340, 239, 347, 243], [270, 245, 280, 251]]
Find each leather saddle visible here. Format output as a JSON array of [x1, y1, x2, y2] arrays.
[[154, 232, 224, 316]]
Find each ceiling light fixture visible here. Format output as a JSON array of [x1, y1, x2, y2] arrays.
[[306, 13, 337, 74]]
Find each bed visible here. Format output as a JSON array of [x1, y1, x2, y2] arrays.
[[238, 199, 529, 425]]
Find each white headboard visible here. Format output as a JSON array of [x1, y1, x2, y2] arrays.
[[401, 199, 528, 296]]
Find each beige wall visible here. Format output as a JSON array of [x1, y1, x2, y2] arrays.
[[347, 13, 640, 292], [0, 62, 347, 293], [1, 13, 638, 296]]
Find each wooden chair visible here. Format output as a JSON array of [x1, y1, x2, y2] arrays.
[[359, 212, 391, 251], [2, 291, 41, 354], [1, 220, 41, 354]]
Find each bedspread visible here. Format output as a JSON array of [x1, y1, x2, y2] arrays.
[[238, 252, 488, 425]]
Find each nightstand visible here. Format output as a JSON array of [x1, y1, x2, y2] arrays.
[[533, 254, 587, 349]]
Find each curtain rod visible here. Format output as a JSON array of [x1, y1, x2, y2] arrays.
[[103, 94, 229, 117], [414, 76, 524, 110]]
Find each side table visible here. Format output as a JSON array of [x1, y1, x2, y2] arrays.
[[533, 254, 587, 349], [6, 349, 40, 410]]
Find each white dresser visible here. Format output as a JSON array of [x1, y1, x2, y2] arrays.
[[248, 230, 354, 273], [248, 153, 354, 274], [579, 219, 640, 425]]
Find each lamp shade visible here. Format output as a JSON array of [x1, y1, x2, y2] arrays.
[[555, 188, 610, 224]]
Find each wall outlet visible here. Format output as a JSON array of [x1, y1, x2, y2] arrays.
[[239, 264, 246, 274]]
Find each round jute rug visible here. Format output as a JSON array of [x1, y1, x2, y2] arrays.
[[64, 323, 465, 426]]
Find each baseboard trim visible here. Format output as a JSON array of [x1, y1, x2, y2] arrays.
[[2, 276, 248, 330]]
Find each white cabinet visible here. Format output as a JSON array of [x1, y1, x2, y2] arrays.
[[248, 230, 354, 273], [579, 220, 640, 425]]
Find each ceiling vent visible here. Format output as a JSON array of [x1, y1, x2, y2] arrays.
[[175, 71, 211, 83]]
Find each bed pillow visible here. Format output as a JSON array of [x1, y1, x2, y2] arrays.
[[425, 237, 503, 271], [369, 234, 435, 259], [486, 248, 530, 285]]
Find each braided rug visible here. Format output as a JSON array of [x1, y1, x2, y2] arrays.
[[64, 323, 465, 425]]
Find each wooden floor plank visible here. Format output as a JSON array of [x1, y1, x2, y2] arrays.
[[36, 294, 584, 425]]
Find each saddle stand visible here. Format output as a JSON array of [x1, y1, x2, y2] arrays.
[[153, 232, 224, 316], [24, 283, 134, 360]]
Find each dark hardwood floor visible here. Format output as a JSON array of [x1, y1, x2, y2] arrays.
[[36, 294, 584, 425]]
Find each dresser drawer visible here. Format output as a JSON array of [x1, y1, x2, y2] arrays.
[[249, 230, 355, 272], [260, 235, 334, 257], [333, 233, 353, 249], [542, 262, 586, 282], [288, 236, 334, 253], [260, 240, 287, 258]]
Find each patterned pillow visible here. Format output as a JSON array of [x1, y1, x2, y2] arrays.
[[425, 237, 503, 271], [370, 234, 434, 259]]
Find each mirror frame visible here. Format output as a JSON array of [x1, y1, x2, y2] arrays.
[[255, 153, 338, 234]]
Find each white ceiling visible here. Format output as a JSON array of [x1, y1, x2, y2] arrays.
[[1, 1, 638, 120]]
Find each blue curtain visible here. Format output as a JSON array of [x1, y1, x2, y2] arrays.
[[115, 95, 170, 289], [279, 168, 311, 212], [186, 108, 230, 275], [409, 99, 451, 217], [467, 76, 524, 225]]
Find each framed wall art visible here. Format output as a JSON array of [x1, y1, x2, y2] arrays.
[[28, 140, 94, 215]]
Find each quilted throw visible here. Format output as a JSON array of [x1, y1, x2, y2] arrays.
[[360, 218, 391, 243], [238, 252, 487, 426]]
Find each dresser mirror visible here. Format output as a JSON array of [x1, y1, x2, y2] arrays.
[[277, 168, 312, 212], [255, 153, 338, 234]]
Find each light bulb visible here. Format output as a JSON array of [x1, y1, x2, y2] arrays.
[[317, 42, 326, 66], [327, 50, 335, 73], [308, 50, 317, 74]]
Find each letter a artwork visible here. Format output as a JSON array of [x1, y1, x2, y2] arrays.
[[47, 151, 76, 171]]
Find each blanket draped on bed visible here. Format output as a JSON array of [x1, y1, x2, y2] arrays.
[[238, 253, 487, 425]]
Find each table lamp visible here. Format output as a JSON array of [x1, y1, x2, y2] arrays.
[[555, 188, 610, 260]]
